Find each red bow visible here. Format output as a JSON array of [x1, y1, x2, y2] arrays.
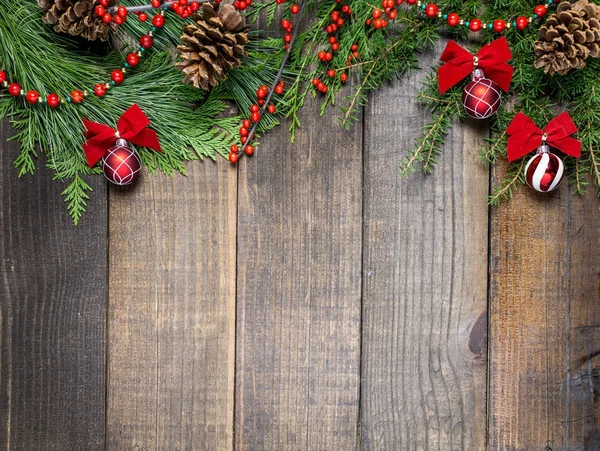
[[438, 37, 514, 94], [506, 112, 581, 162], [83, 104, 161, 167]]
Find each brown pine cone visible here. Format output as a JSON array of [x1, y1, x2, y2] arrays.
[[175, 2, 249, 90], [38, 0, 117, 41], [534, 0, 600, 75]]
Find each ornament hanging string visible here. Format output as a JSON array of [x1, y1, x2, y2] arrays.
[[83, 104, 162, 167], [506, 112, 582, 161], [438, 37, 514, 94]]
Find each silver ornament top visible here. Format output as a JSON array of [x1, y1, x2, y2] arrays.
[[115, 138, 130, 147]]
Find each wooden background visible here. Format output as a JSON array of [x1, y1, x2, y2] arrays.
[[1, 46, 600, 451]]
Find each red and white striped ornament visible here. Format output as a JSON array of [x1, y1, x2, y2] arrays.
[[102, 139, 142, 185], [524, 145, 564, 193]]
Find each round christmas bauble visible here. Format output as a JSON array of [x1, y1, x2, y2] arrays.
[[462, 69, 502, 119], [524, 145, 564, 193], [102, 139, 141, 186]]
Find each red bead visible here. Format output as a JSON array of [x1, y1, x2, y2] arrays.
[[534, 4, 547, 17], [126, 53, 140, 67], [94, 83, 107, 97], [516, 16, 529, 30], [140, 35, 153, 49], [493, 19, 506, 32], [8, 83, 21, 96], [152, 14, 165, 28], [111, 69, 125, 84], [469, 18, 482, 32], [117, 6, 127, 17], [46, 94, 60, 108], [26, 90, 39, 104], [447, 12, 459, 26], [70, 90, 84, 104], [424, 3, 438, 18], [0, 71, 6, 84]]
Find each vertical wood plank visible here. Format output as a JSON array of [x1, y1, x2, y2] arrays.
[[235, 95, 363, 450], [489, 171, 600, 450], [361, 48, 489, 450], [107, 162, 237, 450], [0, 120, 107, 450]]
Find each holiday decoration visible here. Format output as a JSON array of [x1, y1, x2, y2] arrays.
[[524, 147, 565, 192], [38, 0, 116, 41], [438, 38, 514, 119], [176, 2, 249, 90], [83, 103, 161, 169], [102, 140, 142, 185], [1, 0, 600, 222], [534, 0, 600, 75], [506, 112, 582, 193]]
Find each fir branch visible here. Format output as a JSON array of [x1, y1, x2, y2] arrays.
[[489, 159, 526, 206]]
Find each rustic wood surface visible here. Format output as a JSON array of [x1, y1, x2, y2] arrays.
[[0, 121, 107, 450], [1, 56, 600, 451]]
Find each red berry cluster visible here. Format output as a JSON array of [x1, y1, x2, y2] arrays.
[[94, 0, 129, 25], [228, 80, 285, 163], [312, 2, 353, 94], [367, 0, 557, 33]]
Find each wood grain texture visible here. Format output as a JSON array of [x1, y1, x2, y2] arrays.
[[235, 95, 363, 450], [0, 120, 107, 450], [361, 47, 489, 450], [107, 162, 237, 450], [489, 169, 600, 450]]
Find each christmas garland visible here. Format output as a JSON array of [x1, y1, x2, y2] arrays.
[[0, 0, 599, 223]]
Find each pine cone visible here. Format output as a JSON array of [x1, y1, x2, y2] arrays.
[[38, 0, 117, 41], [534, 0, 600, 75], [176, 2, 249, 90]]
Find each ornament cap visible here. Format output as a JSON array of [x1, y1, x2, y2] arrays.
[[472, 68, 485, 81], [115, 138, 129, 147], [537, 144, 551, 154]]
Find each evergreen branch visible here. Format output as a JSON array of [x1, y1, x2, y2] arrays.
[[489, 159, 526, 206]]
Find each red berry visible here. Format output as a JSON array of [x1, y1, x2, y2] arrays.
[[244, 145, 255, 156], [242, 119, 251, 128], [95, 5, 105, 16], [340, 73, 348, 83], [291, 4, 300, 14], [138, 13, 148, 22], [229, 152, 239, 163], [117, 6, 127, 17], [250, 104, 260, 113], [0, 71, 6, 83], [275, 85, 284, 95], [251, 112, 261, 122], [267, 104, 276, 114], [102, 13, 112, 24]]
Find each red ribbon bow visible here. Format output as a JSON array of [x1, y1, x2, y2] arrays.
[[438, 37, 514, 94], [83, 104, 162, 167], [506, 112, 581, 162]]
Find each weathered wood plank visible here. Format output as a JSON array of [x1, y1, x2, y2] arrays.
[[0, 120, 107, 450], [107, 162, 237, 450], [361, 48, 489, 449], [489, 174, 600, 450], [235, 95, 363, 450]]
